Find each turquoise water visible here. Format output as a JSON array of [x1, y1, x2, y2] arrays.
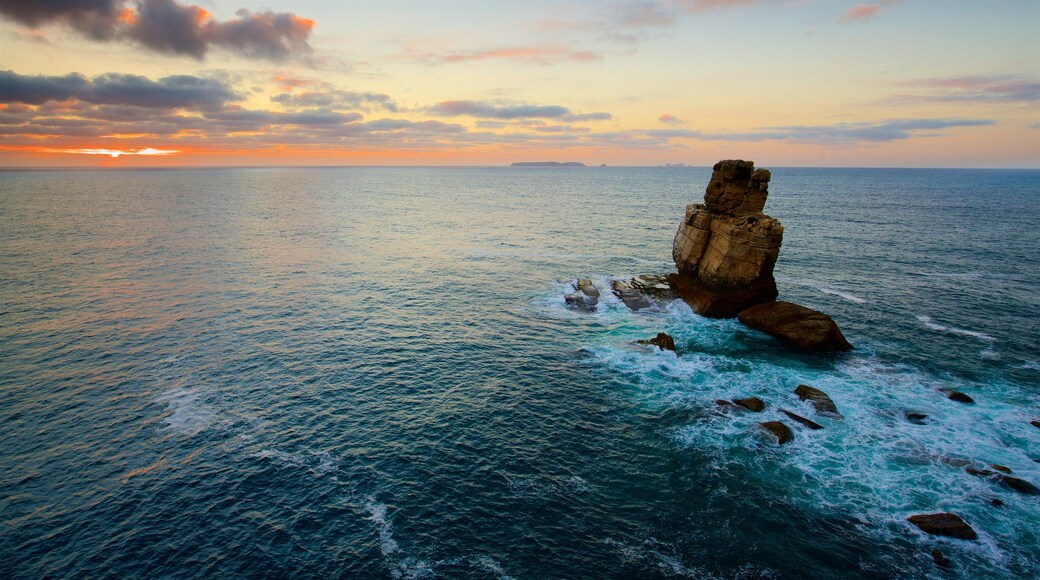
[[1, 167, 1038, 578]]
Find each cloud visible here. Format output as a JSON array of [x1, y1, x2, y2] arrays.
[[672, 0, 764, 13], [659, 113, 683, 125], [47, 147, 178, 157], [0, 70, 239, 109], [0, 0, 314, 61], [836, 1, 899, 23], [890, 75, 1040, 104], [413, 46, 601, 65], [430, 100, 570, 119], [561, 112, 613, 122], [696, 118, 993, 143], [272, 89, 398, 113]]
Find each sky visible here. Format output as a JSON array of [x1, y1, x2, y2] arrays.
[[0, 0, 1037, 167]]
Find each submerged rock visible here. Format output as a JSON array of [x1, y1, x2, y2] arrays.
[[759, 421, 794, 444], [907, 513, 977, 540], [737, 301, 853, 352], [905, 412, 929, 425], [733, 397, 766, 412], [671, 160, 783, 318], [780, 409, 824, 430], [990, 464, 1012, 474], [1031, 420, 1040, 429], [931, 549, 951, 568], [636, 332, 676, 352], [939, 388, 974, 404], [794, 384, 843, 419], [1000, 475, 1039, 494], [965, 468, 1038, 494]]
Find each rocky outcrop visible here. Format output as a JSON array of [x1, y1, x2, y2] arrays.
[[738, 301, 852, 352], [671, 160, 783, 318], [907, 513, 977, 540], [637, 332, 676, 352], [794, 385, 843, 419], [759, 421, 794, 444], [565, 278, 600, 311], [611, 275, 674, 311]]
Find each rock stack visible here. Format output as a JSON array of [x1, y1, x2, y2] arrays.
[[670, 160, 783, 318]]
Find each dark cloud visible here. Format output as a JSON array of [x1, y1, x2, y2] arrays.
[[0, 70, 238, 109], [0, 0, 314, 61]]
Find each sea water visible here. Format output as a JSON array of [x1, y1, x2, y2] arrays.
[[0, 167, 1037, 578]]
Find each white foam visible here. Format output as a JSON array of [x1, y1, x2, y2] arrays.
[[778, 277, 867, 304], [157, 387, 215, 435], [362, 499, 433, 579], [917, 315, 996, 341], [1019, 361, 1040, 371], [589, 307, 1040, 575], [253, 449, 338, 477]]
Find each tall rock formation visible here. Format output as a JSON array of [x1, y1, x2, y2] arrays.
[[670, 160, 784, 318]]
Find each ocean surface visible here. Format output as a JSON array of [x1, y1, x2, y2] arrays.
[[1, 166, 1038, 579]]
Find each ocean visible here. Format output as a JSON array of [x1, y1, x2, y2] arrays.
[[1, 166, 1038, 578]]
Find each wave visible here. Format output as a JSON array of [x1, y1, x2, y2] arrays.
[[362, 499, 434, 579], [917, 315, 996, 341], [778, 277, 867, 304]]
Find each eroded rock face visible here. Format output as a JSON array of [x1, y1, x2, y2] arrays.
[[672, 160, 783, 317], [565, 278, 600, 311], [738, 301, 853, 352]]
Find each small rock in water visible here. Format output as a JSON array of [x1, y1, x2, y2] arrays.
[[780, 409, 823, 430], [565, 278, 600, 311], [939, 388, 974, 404], [907, 513, 977, 540], [990, 464, 1012, 474], [1031, 420, 1040, 429], [905, 412, 928, 425], [991, 498, 1004, 507], [636, 332, 676, 352], [759, 421, 793, 444], [715, 399, 740, 413], [931, 549, 951, 568], [733, 397, 766, 412], [794, 384, 843, 418], [610, 280, 653, 311]]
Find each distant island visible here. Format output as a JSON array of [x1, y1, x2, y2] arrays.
[[510, 161, 586, 167]]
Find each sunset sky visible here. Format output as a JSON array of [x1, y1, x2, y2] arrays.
[[0, 0, 1037, 167]]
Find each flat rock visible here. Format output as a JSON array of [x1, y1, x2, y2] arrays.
[[780, 409, 824, 429], [907, 513, 977, 540], [759, 421, 794, 444], [733, 397, 766, 412], [939, 388, 974, 404], [737, 301, 852, 352], [610, 279, 653, 311], [794, 384, 843, 418], [637, 332, 676, 352]]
